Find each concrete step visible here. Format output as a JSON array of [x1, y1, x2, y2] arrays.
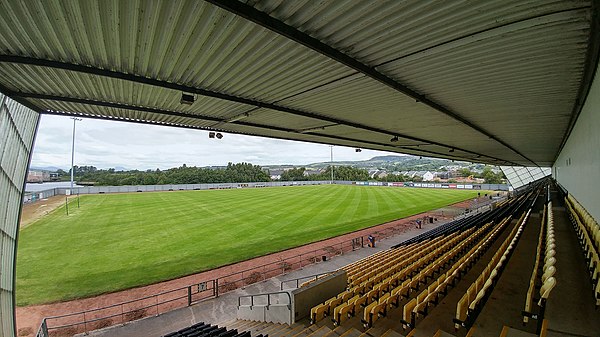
[[227, 319, 266, 332], [260, 323, 289, 336], [308, 326, 334, 337], [433, 329, 456, 337], [501, 326, 537, 337], [293, 325, 326, 337], [381, 329, 405, 337], [286, 323, 310, 336], [358, 326, 388, 337], [338, 328, 362, 337]]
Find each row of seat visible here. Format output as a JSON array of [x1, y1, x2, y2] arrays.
[[565, 194, 600, 306], [523, 203, 548, 324], [342, 246, 399, 275], [454, 207, 530, 330], [523, 198, 557, 331], [163, 322, 257, 337], [404, 191, 532, 332], [347, 235, 452, 288], [394, 210, 490, 247], [344, 242, 424, 286], [309, 190, 530, 330], [399, 218, 513, 330], [311, 231, 464, 324], [355, 213, 519, 329], [372, 224, 490, 327]]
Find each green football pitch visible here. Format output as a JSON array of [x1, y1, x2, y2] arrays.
[[17, 184, 479, 305]]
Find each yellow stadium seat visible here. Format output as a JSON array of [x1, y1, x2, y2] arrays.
[[310, 303, 328, 324], [402, 298, 417, 328]]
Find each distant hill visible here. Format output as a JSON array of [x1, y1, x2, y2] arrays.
[[300, 155, 476, 171], [29, 166, 63, 172], [260, 155, 481, 173]]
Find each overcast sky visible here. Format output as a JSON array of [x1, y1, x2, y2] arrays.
[[30, 115, 402, 170]]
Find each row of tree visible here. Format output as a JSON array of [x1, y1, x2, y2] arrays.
[[280, 166, 369, 181], [63, 163, 504, 186], [69, 163, 270, 186]]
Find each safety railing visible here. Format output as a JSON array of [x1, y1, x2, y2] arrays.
[[238, 291, 293, 324], [35, 319, 48, 337], [280, 271, 334, 290], [238, 290, 292, 307]]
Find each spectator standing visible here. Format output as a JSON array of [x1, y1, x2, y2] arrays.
[[368, 234, 375, 247]]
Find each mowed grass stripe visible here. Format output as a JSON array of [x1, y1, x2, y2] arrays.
[[17, 185, 479, 305]]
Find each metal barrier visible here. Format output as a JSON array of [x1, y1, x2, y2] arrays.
[[238, 291, 293, 324], [280, 271, 334, 290], [35, 319, 48, 337], [238, 290, 292, 307], [39, 281, 217, 336]]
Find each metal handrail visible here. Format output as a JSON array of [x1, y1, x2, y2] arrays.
[[280, 271, 334, 290], [238, 290, 294, 324], [35, 319, 48, 337], [238, 290, 292, 307]]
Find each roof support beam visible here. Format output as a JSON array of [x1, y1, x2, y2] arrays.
[[0, 56, 514, 164], [0, 83, 44, 112], [206, 0, 537, 166], [11, 91, 506, 164]]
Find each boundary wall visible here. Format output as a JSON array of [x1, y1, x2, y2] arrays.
[[24, 180, 508, 203]]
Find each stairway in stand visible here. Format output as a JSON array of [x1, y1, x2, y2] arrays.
[[224, 319, 457, 337], [225, 319, 360, 337]]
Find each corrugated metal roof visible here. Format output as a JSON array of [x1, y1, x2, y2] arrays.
[[248, 0, 589, 66], [0, 63, 253, 119], [0, 0, 355, 102], [0, 0, 596, 168]]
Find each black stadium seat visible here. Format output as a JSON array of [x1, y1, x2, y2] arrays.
[[161, 323, 252, 337]]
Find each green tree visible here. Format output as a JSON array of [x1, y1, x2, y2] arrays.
[[281, 167, 308, 181], [458, 168, 473, 177], [481, 166, 504, 184]]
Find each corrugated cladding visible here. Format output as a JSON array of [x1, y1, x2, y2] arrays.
[[377, 9, 589, 164], [0, 64, 255, 121], [249, 0, 588, 65], [275, 74, 503, 156], [0, 92, 39, 337], [0, 1, 595, 166], [0, 0, 355, 102]]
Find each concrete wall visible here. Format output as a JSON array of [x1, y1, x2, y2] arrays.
[[291, 270, 347, 323], [37, 181, 507, 198], [0, 93, 39, 337], [553, 63, 600, 223], [237, 292, 293, 324]]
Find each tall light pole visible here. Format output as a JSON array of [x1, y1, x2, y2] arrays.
[[330, 145, 334, 184], [70, 117, 82, 192]]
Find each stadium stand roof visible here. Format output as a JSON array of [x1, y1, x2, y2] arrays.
[[0, 0, 598, 168]]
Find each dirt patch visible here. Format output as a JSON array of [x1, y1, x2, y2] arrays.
[[17, 327, 33, 336], [16, 198, 478, 336], [124, 309, 146, 322], [20, 195, 73, 228]]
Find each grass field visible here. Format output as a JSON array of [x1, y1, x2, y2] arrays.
[[17, 185, 479, 306]]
